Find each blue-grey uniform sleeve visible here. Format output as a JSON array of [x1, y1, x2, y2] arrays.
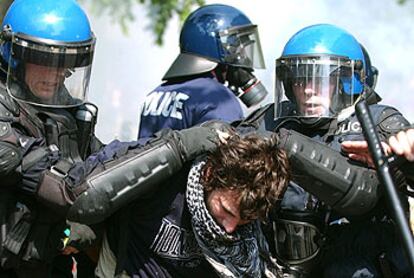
[[66, 138, 150, 186]]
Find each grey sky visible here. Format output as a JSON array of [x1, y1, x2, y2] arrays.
[[86, 0, 414, 143]]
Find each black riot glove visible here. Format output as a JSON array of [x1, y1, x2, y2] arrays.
[[17, 137, 61, 195], [157, 120, 235, 162]]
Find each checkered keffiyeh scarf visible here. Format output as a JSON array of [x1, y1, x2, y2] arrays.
[[186, 158, 270, 277]]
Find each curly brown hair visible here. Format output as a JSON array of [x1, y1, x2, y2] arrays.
[[201, 132, 290, 221]]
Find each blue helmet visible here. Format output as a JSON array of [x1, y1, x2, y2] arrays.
[[163, 4, 265, 80], [275, 24, 368, 119], [0, 0, 95, 107]]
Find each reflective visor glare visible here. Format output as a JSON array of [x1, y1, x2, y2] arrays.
[[273, 220, 320, 263], [7, 40, 93, 107], [275, 57, 355, 117], [219, 25, 265, 69], [289, 74, 339, 117]]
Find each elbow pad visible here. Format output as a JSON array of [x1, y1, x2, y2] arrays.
[[278, 128, 380, 216]]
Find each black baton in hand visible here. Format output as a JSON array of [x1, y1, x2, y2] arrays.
[[355, 100, 414, 270]]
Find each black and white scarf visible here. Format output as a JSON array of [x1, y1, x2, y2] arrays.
[[186, 159, 279, 277]]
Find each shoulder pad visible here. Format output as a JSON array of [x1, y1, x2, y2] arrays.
[[0, 97, 18, 140], [376, 106, 410, 135], [0, 83, 19, 116], [0, 121, 12, 138], [0, 141, 21, 176], [0, 89, 20, 146], [0, 102, 16, 122]]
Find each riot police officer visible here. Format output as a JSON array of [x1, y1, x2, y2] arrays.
[[240, 24, 413, 277], [138, 4, 269, 138], [0, 0, 100, 276]]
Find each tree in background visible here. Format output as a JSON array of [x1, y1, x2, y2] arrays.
[[81, 0, 204, 45], [0, 0, 204, 46], [0, 0, 13, 22]]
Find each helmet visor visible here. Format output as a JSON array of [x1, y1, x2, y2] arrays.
[[6, 34, 95, 108], [274, 56, 359, 119], [219, 24, 265, 69]]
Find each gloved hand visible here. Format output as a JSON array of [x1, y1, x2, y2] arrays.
[[18, 137, 61, 194], [158, 120, 235, 162]]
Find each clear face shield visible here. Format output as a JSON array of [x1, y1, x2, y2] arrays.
[[219, 24, 265, 69], [6, 33, 95, 108], [274, 56, 363, 119]]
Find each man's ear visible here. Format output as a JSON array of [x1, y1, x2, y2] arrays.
[[203, 164, 213, 183]]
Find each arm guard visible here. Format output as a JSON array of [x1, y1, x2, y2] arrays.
[[42, 122, 227, 223], [66, 135, 184, 224], [278, 128, 380, 216]]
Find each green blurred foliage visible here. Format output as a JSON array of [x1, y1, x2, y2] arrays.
[[79, 0, 205, 45], [0, 0, 204, 46]]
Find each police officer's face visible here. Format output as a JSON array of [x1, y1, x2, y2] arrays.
[[292, 77, 335, 117], [206, 189, 252, 234], [25, 63, 65, 103]]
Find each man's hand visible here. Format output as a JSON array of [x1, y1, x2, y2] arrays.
[[342, 129, 414, 167], [62, 245, 79, 255], [388, 129, 414, 162], [341, 140, 390, 168]]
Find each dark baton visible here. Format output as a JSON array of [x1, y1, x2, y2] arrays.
[[355, 99, 414, 270]]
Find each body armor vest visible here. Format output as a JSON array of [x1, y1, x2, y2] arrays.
[[240, 101, 411, 276], [0, 83, 98, 268]]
